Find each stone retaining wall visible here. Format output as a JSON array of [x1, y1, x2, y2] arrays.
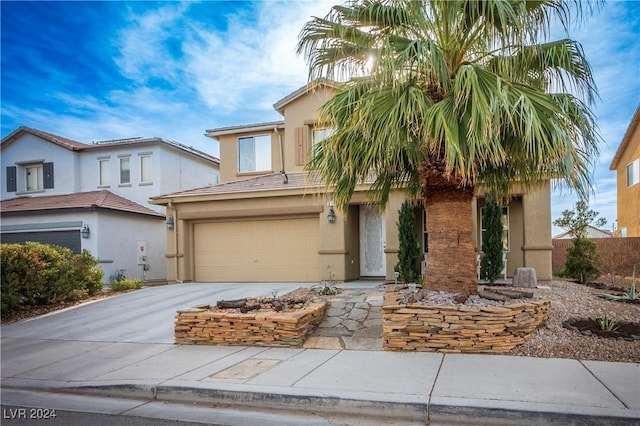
[[382, 292, 550, 353], [175, 301, 327, 347]]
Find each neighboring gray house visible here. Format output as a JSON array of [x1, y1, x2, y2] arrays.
[[0, 127, 220, 283]]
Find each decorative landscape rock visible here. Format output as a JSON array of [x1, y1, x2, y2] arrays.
[[513, 267, 538, 288], [382, 291, 550, 353], [175, 300, 327, 347]]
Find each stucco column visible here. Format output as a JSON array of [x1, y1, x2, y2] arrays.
[[384, 191, 405, 281], [318, 200, 348, 282], [522, 182, 553, 280]]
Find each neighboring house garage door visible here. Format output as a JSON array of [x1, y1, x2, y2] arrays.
[[194, 217, 320, 282], [1, 230, 81, 253]]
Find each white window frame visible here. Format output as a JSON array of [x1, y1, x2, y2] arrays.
[[238, 134, 271, 173], [480, 206, 510, 252], [119, 156, 131, 185], [140, 154, 152, 185], [25, 163, 43, 192], [98, 158, 110, 187], [627, 159, 639, 187], [312, 127, 335, 145]]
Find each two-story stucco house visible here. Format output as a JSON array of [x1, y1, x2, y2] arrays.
[[1, 127, 220, 282], [610, 105, 640, 237], [151, 82, 553, 284]]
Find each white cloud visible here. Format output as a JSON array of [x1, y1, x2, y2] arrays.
[[181, 0, 335, 112]]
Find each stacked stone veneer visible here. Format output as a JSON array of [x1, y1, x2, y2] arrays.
[[382, 292, 550, 353], [175, 301, 327, 347]]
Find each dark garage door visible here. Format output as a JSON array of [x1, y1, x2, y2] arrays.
[[1, 230, 81, 253]]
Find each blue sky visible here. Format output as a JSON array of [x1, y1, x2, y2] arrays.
[[1, 1, 639, 234]]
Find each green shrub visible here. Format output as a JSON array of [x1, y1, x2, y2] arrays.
[[481, 198, 504, 283], [0, 243, 104, 318], [565, 238, 601, 284], [554, 268, 569, 278], [110, 278, 143, 292], [395, 201, 420, 283]]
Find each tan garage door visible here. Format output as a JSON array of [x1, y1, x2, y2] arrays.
[[194, 217, 320, 282]]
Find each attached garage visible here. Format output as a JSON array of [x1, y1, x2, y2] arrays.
[[193, 216, 320, 282]]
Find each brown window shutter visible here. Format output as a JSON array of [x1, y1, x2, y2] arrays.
[[295, 126, 310, 166]]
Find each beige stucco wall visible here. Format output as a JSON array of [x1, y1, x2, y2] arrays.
[[615, 122, 640, 237], [280, 87, 334, 174], [522, 182, 553, 280], [217, 129, 282, 183]]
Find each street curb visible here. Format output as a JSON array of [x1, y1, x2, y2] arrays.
[[429, 400, 640, 425], [4, 382, 639, 425]]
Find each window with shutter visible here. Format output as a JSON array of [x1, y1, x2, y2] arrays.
[[43, 162, 54, 188], [6, 166, 17, 192], [295, 126, 310, 166]]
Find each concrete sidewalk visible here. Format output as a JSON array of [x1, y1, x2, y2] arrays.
[[2, 337, 639, 425]]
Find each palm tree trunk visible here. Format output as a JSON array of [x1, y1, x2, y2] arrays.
[[423, 170, 477, 295]]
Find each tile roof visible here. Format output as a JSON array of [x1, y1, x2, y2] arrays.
[[1, 127, 219, 165], [152, 172, 323, 200], [1, 126, 86, 150], [0, 190, 165, 218]]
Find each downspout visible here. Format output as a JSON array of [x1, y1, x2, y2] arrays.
[[169, 201, 181, 283], [276, 126, 285, 173]]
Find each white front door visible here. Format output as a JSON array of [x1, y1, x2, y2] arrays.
[[359, 204, 386, 277]]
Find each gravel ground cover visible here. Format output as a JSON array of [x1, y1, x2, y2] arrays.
[[510, 279, 639, 363]]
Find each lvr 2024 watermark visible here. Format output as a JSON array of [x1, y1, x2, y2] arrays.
[[3, 408, 57, 420]]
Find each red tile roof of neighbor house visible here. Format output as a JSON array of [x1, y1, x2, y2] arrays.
[[0, 190, 165, 218], [151, 172, 323, 200], [1, 126, 219, 165]]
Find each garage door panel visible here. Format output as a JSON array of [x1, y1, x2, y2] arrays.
[[194, 218, 319, 282]]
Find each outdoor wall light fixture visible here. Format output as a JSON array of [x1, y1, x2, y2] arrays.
[[80, 225, 90, 239], [166, 216, 175, 230], [327, 207, 336, 224]]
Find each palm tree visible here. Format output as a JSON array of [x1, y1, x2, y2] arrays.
[[297, 0, 600, 294]]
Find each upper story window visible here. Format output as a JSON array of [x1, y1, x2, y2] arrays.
[[238, 135, 271, 173], [140, 154, 152, 184], [480, 206, 510, 252], [5, 162, 53, 193], [99, 158, 110, 187], [25, 164, 43, 192], [312, 127, 334, 145], [627, 159, 639, 187], [119, 156, 131, 185]]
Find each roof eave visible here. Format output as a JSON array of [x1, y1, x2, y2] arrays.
[[205, 121, 284, 140], [610, 105, 640, 170]]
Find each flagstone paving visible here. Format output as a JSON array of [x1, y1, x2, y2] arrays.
[[303, 288, 384, 351]]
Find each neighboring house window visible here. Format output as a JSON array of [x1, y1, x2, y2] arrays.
[[238, 135, 271, 173], [312, 127, 334, 145], [627, 159, 639, 187], [140, 154, 152, 184], [99, 159, 110, 186], [25, 163, 43, 191], [6, 166, 17, 192], [481, 206, 510, 252], [208, 171, 219, 185], [119, 156, 131, 185]]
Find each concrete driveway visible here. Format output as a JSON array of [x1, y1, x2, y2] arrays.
[[1, 283, 308, 344]]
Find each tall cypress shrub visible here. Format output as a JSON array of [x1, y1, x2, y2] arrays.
[[481, 198, 504, 283], [395, 201, 420, 282]]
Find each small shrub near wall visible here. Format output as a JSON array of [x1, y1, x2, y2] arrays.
[[1, 242, 104, 318]]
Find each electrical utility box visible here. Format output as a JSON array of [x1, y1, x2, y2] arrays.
[[137, 240, 147, 265]]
